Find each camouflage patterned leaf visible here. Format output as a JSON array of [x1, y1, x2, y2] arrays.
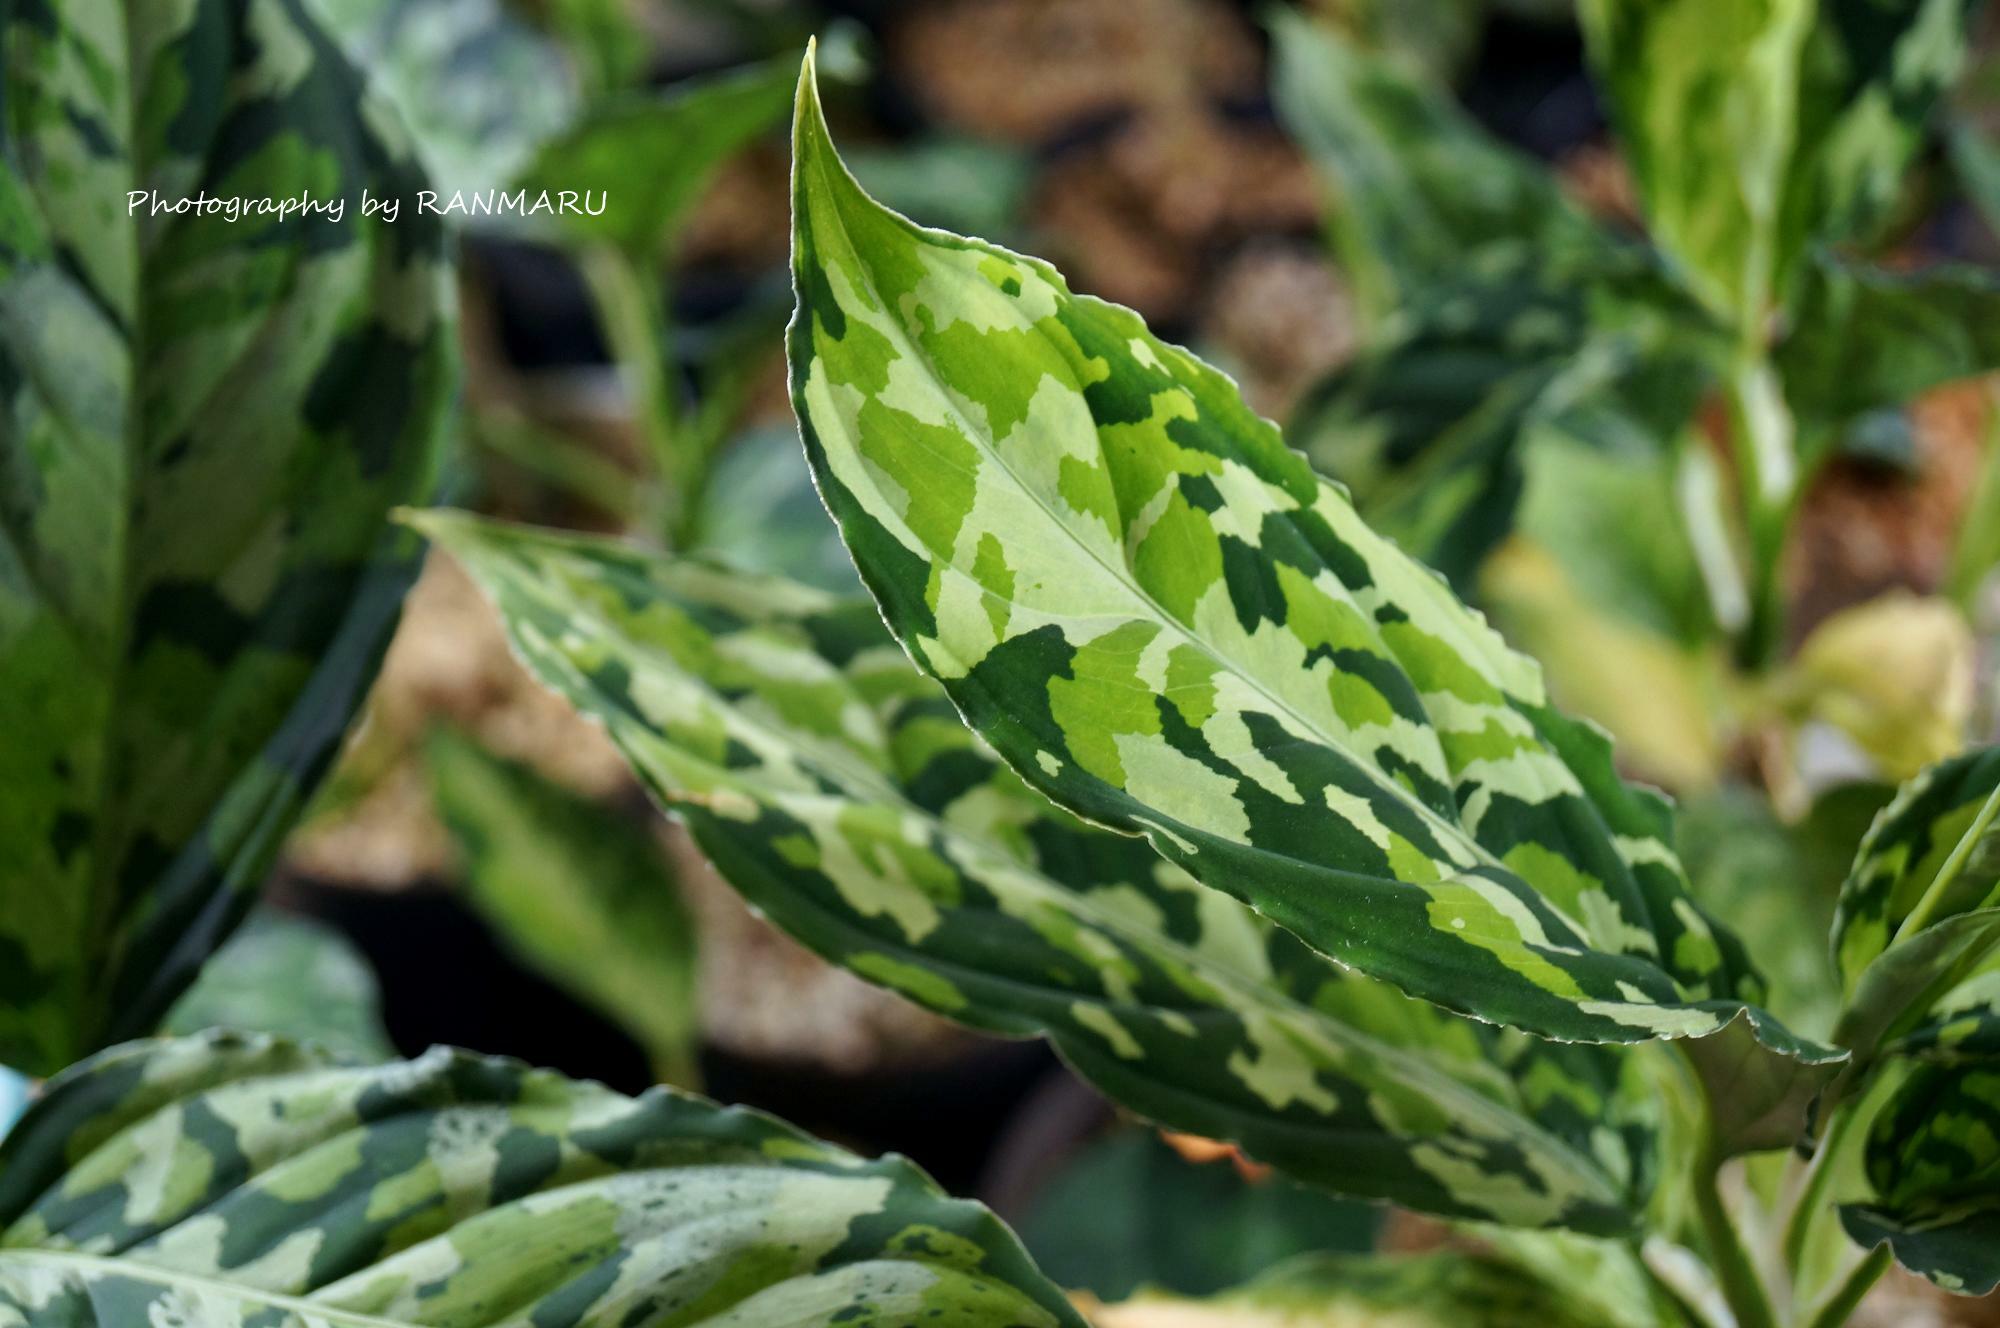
[[1267, 8, 1621, 324], [427, 729, 701, 1087], [1272, 13, 1717, 587], [0, 1032, 1084, 1326], [784, 47, 1837, 1096], [1832, 747, 2000, 1014], [1580, 0, 1972, 327], [414, 510, 1653, 1234], [1838, 1061, 2000, 1296], [0, 0, 454, 1076]]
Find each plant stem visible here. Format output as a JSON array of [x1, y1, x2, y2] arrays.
[[1723, 359, 1798, 672], [1690, 1137, 1778, 1328], [1801, 1246, 1889, 1328], [581, 246, 691, 545]]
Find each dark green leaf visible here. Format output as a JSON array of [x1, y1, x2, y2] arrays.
[[0, 0, 453, 1076], [1017, 1129, 1377, 1302]]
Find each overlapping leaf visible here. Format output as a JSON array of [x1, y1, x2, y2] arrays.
[[1271, 13, 1717, 586], [1819, 748, 2000, 1294], [0, 1032, 1081, 1326], [163, 910, 395, 1062], [0, 0, 453, 1076], [417, 511, 1653, 1233], [784, 48, 1835, 1104]]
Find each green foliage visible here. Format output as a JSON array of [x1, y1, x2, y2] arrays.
[[1018, 1130, 1377, 1301], [313, 0, 579, 201], [784, 45, 1831, 1092], [0, 0, 453, 1077], [519, 54, 797, 261], [1092, 1248, 1642, 1328], [0, 1032, 1085, 1326], [163, 910, 394, 1062], [427, 728, 701, 1086], [415, 510, 1655, 1234]]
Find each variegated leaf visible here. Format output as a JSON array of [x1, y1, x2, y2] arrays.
[[415, 511, 1654, 1234], [0, 0, 453, 1076], [1580, 0, 1973, 328], [1832, 747, 2000, 1016], [0, 1032, 1082, 1326], [1839, 1061, 2000, 1296], [783, 47, 1836, 1101], [1271, 13, 1717, 589], [163, 910, 394, 1063]]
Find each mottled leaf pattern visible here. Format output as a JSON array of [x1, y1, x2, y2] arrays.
[[1580, 0, 1971, 327], [416, 511, 1654, 1234], [1832, 747, 2000, 999], [1839, 1060, 2000, 1296], [785, 47, 1833, 1090], [428, 729, 702, 1086], [0, 1033, 1082, 1326], [0, 0, 454, 1076], [1272, 13, 1720, 588]]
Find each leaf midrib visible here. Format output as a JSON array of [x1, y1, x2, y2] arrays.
[[0, 1250, 417, 1328], [481, 531, 1626, 1213], [801, 137, 1526, 891]]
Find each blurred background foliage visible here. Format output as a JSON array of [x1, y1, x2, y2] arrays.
[[104, 0, 2000, 1320]]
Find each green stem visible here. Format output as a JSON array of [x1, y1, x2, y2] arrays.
[[1801, 1246, 1889, 1328], [1723, 359, 1798, 671], [1689, 1136, 1777, 1328], [580, 246, 690, 545], [1782, 1104, 1856, 1277], [1892, 781, 2000, 946]]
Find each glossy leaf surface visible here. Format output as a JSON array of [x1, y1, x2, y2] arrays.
[[418, 511, 1654, 1234], [0, 1033, 1084, 1326], [0, 0, 453, 1076], [785, 48, 1833, 1093]]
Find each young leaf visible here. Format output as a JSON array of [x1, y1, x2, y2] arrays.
[[1838, 1060, 2000, 1296], [0, 1032, 1084, 1326], [1581, 0, 1974, 326], [1832, 746, 2000, 1028], [415, 511, 1653, 1235], [517, 54, 796, 259], [163, 910, 395, 1062], [427, 728, 701, 1086], [0, 0, 453, 1076], [784, 47, 1835, 1093]]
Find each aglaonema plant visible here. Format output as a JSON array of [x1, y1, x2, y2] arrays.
[[1273, 3, 2000, 799], [0, 7, 1085, 1323], [420, 45, 2000, 1327]]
